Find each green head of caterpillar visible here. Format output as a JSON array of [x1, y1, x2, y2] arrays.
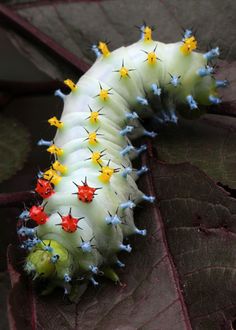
[[25, 240, 73, 281]]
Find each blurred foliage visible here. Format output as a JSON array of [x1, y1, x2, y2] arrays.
[[0, 115, 30, 183]]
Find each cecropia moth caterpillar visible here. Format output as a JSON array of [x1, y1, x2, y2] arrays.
[[18, 24, 227, 296]]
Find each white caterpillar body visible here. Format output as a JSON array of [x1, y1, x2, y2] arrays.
[[19, 26, 224, 293]]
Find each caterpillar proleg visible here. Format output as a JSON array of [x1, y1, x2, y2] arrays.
[[18, 24, 226, 295]]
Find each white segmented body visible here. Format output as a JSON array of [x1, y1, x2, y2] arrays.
[[20, 27, 222, 292]]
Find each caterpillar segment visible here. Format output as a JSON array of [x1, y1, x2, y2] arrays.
[[18, 25, 226, 295]]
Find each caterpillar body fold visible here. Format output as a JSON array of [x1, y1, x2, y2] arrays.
[[18, 25, 224, 295]]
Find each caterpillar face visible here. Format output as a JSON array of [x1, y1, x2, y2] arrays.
[[18, 24, 227, 296]]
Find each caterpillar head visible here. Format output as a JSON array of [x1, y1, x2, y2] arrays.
[[25, 249, 55, 279], [24, 240, 73, 282]]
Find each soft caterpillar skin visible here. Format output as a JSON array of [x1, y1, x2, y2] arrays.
[[18, 25, 226, 295]]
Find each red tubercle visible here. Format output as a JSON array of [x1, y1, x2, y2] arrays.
[[29, 205, 49, 225], [35, 178, 55, 199], [58, 209, 84, 233], [73, 177, 101, 203]]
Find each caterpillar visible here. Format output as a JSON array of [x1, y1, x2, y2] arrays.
[[18, 23, 227, 296]]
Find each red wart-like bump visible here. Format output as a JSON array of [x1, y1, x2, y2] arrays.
[[73, 177, 101, 203], [57, 208, 84, 233], [35, 178, 55, 199], [29, 205, 49, 225]]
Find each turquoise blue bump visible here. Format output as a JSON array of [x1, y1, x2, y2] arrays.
[[143, 194, 155, 203], [137, 96, 149, 106], [186, 95, 198, 110], [197, 65, 214, 77], [209, 95, 221, 104], [136, 165, 148, 176], [54, 89, 65, 100], [120, 145, 135, 156], [120, 243, 132, 253], [120, 200, 136, 209], [37, 139, 52, 147], [203, 47, 220, 61], [151, 83, 161, 96], [120, 126, 134, 136], [121, 167, 132, 177]]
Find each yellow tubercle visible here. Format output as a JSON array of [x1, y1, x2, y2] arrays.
[[99, 166, 114, 183], [48, 116, 64, 129], [47, 144, 64, 157], [144, 26, 152, 42], [147, 51, 157, 64], [64, 79, 78, 92], [99, 88, 109, 101], [98, 164, 119, 183], [43, 169, 62, 185], [88, 132, 98, 145], [98, 41, 110, 57], [91, 151, 103, 165], [119, 66, 130, 78], [90, 111, 100, 124], [52, 160, 67, 174], [180, 36, 197, 55]]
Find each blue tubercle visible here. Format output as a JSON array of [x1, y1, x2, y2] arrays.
[[119, 243, 132, 253], [120, 125, 134, 136], [197, 65, 214, 77], [116, 259, 125, 268], [203, 47, 220, 61], [44, 245, 53, 253], [37, 139, 52, 147], [37, 170, 44, 178], [140, 24, 145, 40], [209, 95, 222, 104], [142, 194, 155, 203], [20, 238, 41, 250], [143, 129, 157, 138], [183, 29, 193, 40], [54, 89, 65, 100], [121, 166, 133, 178], [91, 44, 102, 58], [105, 214, 121, 226], [51, 255, 59, 263], [186, 95, 198, 110], [120, 145, 135, 156], [89, 265, 99, 274], [90, 277, 99, 286], [169, 110, 178, 124], [120, 200, 136, 209], [136, 165, 148, 176], [19, 210, 30, 220], [216, 80, 229, 88], [64, 274, 71, 282], [137, 96, 149, 106], [125, 111, 139, 120], [151, 83, 162, 96], [135, 144, 147, 155], [80, 241, 93, 253], [169, 74, 181, 87], [135, 228, 147, 236], [17, 227, 36, 237]]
